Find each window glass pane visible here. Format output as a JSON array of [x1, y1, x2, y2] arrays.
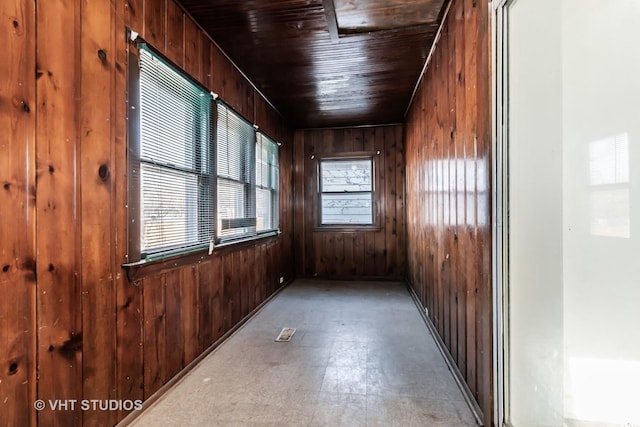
[[255, 133, 279, 233], [321, 159, 372, 192], [319, 158, 373, 225], [217, 178, 255, 239], [141, 164, 199, 252], [217, 104, 253, 182], [321, 193, 372, 224], [256, 188, 272, 232]]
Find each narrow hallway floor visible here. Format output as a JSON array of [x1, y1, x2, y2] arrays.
[[129, 279, 477, 426]]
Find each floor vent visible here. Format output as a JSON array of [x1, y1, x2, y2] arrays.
[[275, 328, 296, 342]]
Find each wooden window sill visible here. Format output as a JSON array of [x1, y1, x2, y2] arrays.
[[122, 232, 279, 282]]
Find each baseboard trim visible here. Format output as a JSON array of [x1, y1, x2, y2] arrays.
[[405, 280, 485, 426], [117, 279, 293, 426]]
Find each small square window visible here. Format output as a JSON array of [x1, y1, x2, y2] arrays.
[[318, 158, 374, 225]]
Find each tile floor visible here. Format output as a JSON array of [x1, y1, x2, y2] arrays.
[[129, 279, 477, 426]]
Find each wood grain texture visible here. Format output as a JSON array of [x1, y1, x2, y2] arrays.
[[80, 0, 117, 424], [178, 0, 446, 127], [115, 0, 145, 420], [404, 0, 492, 424], [142, 275, 166, 398], [1, 0, 294, 424], [165, 0, 184, 67], [293, 126, 405, 280], [0, 0, 36, 425], [143, 0, 165, 47], [35, 0, 83, 425]]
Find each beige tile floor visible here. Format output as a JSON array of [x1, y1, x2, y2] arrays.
[[129, 279, 477, 427]]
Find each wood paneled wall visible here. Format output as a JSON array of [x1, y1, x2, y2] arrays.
[[0, 0, 294, 425], [293, 126, 406, 279], [404, 0, 492, 425]]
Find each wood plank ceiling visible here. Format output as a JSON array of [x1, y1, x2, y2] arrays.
[[178, 0, 446, 128]]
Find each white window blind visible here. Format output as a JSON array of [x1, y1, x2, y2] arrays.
[[216, 101, 256, 242], [256, 133, 279, 233], [138, 46, 213, 257], [319, 158, 373, 225]]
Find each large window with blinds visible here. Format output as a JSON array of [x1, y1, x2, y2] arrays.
[[130, 45, 213, 259], [127, 39, 280, 261], [214, 102, 280, 242]]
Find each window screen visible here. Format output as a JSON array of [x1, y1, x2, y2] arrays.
[[137, 46, 213, 257], [216, 102, 256, 242], [256, 133, 279, 233], [319, 158, 373, 225]]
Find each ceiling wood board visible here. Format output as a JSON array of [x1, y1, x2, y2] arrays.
[[178, 0, 446, 128]]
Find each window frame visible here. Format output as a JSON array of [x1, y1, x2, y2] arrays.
[[126, 37, 215, 263], [255, 132, 280, 235], [315, 152, 381, 231], [124, 33, 282, 271], [214, 100, 257, 244]]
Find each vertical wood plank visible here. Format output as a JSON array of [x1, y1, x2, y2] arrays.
[[209, 256, 225, 342], [395, 125, 406, 278], [374, 128, 387, 277], [352, 234, 364, 276], [453, 0, 467, 376], [164, 269, 184, 379], [211, 45, 226, 97], [265, 244, 274, 296], [384, 126, 397, 277], [0, 0, 36, 424], [239, 249, 249, 317], [115, 0, 145, 418], [463, 0, 479, 399], [201, 34, 213, 90], [36, 0, 82, 424], [142, 276, 166, 398], [197, 261, 213, 353], [80, 0, 117, 423], [183, 16, 201, 81], [314, 233, 327, 276], [303, 132, 316, 276], [115, 278, 143, 416], [475, 0, 492, 423], [363, 127, 375, 151], [293, 130, 306, 277], [182, 266, 199, 365], [142, 0, 165, 47], [334, 233, 345, 277], [363, 232, 376, 276], [124, 0, 144, 34], [221, 253, 233, 333], [164, 0, 183, 67]]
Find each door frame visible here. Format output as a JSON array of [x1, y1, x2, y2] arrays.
[[491, 0, 513, 425]]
